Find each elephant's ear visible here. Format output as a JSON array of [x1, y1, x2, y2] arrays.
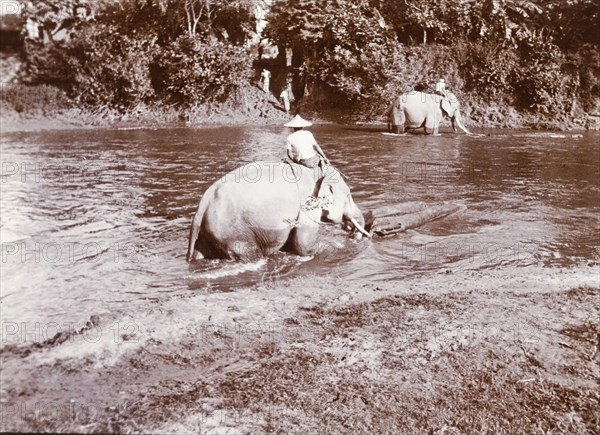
[[441, 98, 454, 117]]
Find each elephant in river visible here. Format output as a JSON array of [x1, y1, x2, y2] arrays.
[[387, 91, 471, 135], [187, 161, 370, 261]]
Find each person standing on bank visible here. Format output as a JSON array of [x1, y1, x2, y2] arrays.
[[261, 69, 271, 93], [284, 115, 330, 168], [435, 78, 447, 97], [280, 88, 290, 114]]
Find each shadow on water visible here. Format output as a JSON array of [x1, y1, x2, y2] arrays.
[[1, 126, 599, 328]]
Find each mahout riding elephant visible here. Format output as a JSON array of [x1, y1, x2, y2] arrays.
[[387, 91, 471, 135], [187, 161, 370, 261]]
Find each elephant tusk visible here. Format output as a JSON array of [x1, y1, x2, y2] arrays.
[[350, 217, 372, 238], [455, 117, 472, 135]]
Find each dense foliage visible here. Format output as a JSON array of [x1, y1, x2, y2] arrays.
[[10, 0, 600, 121], [19, 0, 259, 108], [264, 0, 599, 119], [153, 35, 252, 106]]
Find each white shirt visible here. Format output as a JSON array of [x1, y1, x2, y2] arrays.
[[436, 81, 446, 94], [285, 130, 318, 160]]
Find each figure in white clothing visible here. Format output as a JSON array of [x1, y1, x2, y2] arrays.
[[284, 115, 329, 168], [261, 69, 271, 93], [435, 78, 447, 97], [280, 89, 290, 114]]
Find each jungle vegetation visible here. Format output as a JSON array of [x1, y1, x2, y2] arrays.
[[2, 0, 599, 126]]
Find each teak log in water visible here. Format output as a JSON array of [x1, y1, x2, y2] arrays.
[[364, 203, 466, 237]]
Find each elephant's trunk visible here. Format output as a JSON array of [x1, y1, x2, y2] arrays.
[[453, 114, 472, 135]]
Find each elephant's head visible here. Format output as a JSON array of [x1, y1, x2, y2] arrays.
[[314, 167, 370, 239], [440, 92, 472, 135]]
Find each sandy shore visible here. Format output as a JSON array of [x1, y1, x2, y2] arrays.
[[1, 265, 598, 433]]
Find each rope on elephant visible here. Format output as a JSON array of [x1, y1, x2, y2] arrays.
[[282, 160, 329, 227], [280, 160, 350, 227], [302, 195, 332, 212]]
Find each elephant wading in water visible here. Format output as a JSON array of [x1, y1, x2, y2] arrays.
[[387, 91, 472, 135], [187, 161, 370, 261]]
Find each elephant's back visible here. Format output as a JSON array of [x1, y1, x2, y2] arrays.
[[400, 92, 433, 125], [220, 161, 319, 189], [400, 91, 435, 104], [209, 161, 303, 216]]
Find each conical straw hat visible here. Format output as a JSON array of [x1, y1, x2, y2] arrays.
[[284, 115, 312, 128]]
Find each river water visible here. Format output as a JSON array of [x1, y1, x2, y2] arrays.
[[1, 125, 599, 346]]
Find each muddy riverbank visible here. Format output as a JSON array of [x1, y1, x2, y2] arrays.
[[2, 80, 598, 134], [1, 266, 598, 433]]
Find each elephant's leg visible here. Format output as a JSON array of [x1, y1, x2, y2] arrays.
[[404, 121, 421, 133], [423, 118, 440, 135], [286, 225, 319, 256], [388, 105, 405, 134], [226, 240, 262, 260], [226, 227, 290, 259]]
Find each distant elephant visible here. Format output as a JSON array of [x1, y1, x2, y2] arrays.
[[187, 161, 370, 261], [387, 91, 471, 135]]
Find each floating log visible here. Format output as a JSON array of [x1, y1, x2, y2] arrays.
[[371, 201, 428, 217], [364, 203, 466, 237]]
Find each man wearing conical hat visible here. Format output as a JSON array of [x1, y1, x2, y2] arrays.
[[284, 115, 330, 168], [435, 78, 447, 97]]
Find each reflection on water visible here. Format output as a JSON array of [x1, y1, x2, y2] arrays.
[[1, 126, 599, 331]]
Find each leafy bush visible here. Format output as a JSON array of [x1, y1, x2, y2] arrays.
[[66, 24, 157, 108], [22, 40, 75, 87], [562, 44, 600, 114], [461, 42, 520, 102], [152, 35, 253, 107], [0, 83, 70, 114], [23, 23, 157, 109], [312, 2, 393, 101], [514, 35, 573, 114]]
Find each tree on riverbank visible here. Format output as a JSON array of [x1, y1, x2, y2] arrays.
[[1, 0, 599, 128]]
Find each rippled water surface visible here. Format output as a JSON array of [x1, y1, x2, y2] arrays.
[[1, 125, 599, 332]]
